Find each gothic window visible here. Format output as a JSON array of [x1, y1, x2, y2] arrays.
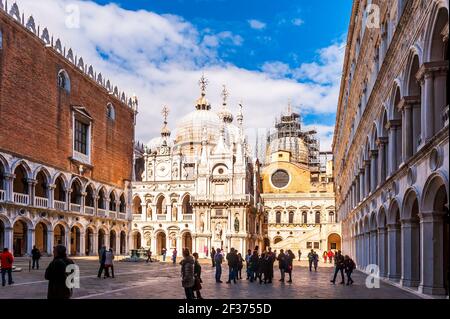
[[288, 211, 294, 224], [57, 69, 70, 93], [109, 191, 116, 211], [107, 103, 115, 121], [302, 211, 308, 224], [315, 211, 321, 224]]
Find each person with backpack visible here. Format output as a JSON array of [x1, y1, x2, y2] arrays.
[[45, 245, 75, 299], [31, 245, 41, 270], [330, 250, 345, 284], [307, 249, 315, 272], [0, 248, 14, 286], [344, 255, 355, 285]]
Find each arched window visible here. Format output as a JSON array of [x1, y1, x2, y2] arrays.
[[329, 211, 335, 223], [54, 176, 66, 202], [57, 70, 70, 93], [85, 185, 95, 207], [132, 196, 142, 215], [106, 103, 115, 121], [35, 171, 48, 198], [98, 188, 106, 209], [315, 211, 321, 224], [157, 196, 167, 214], [70, 180, 82, 205], [13, 165, 28, 194], [275, 211, 281, 224], [0, 29, 3, 50], [182, 195, 193, 215], [119, 194, 126, 213], [288, 211, 294, 224], [302, 211, 308, 224], [109, 191, 116, 211]]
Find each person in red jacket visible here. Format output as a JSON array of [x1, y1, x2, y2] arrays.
[[0, 248, 14, 286], [327, 250, 334, 264]]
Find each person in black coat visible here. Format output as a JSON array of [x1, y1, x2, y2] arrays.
[[343, 255, 355, 285], [97, 245, 108, 278], [277, 250, 287, 282], [192, 253, 203, 299], [45, 245, 75, 299], [330, 250, 345, 284], [31, 246, 41, 270], [210, 248, 216, 268]]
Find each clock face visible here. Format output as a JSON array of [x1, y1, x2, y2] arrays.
[[160, 146, 169, 155], [157, 163, 170, 177]]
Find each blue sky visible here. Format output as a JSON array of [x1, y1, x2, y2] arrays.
[[16, 0, 353, 151]]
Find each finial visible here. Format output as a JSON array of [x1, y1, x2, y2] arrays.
[[160, 105, 171, 138], [199, 73, 209, 95], [161, 105, 169, 124], [221, 85, 229, 106]]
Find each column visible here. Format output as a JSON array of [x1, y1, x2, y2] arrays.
[[359, 170, 364, 202], [4, 227, 13, 252], [419, 211, 446, 295], [370, 150, 378, 192], [47, 230, 54, 256], [28, 179, 36, 206], [412, 102, 421, 152], [377, 226, 387, 277], [364, 161, 370, 198], [400, 219, 420, 287], [3, 173, 14, 202], [105, 232, 110, 250], [80, 232, 86, 256], [433, 65, 448, 132], [370, 230, 377, 265], [387, 223, 401, 281], [48, 184, 56, 209], [377, 138, 387, 186], [81, 192, 87, 214], [27, 228, 35, 256], [387, 120, 400, 175], [93, 232, 99, 255], [365, 231, 370, 268], [418, 67, 434, 145]]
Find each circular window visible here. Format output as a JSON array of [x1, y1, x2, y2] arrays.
[[271, 170, 290, 188], [218, 168, 224, 174]]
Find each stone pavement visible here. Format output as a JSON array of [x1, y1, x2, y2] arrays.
[[0, 257, 420, 299]]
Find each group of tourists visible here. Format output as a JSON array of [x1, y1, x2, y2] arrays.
[[330, 250, 356, 285]]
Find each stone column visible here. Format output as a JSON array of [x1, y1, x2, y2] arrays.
[[28, 179, 36, 206], [376, 137, 388, 186], [47, 230, 54, 256], [80, 232, 86, 256], [105, 232, 110, 250], [370, 150, 378, 192], [93, 232, 99, 255], [387, 120, 401, 176], [359, 170, 364, 203], [419, 211, 446, 295], [412, 102, 421, 152], [400, 219, 420, 287], [377, 226, 387, 277], [370, 230, 377, 266], [48, 184, 56, 209], [81, 192, 87, 215], [3, 173, 14, 202], [433, 64, 448, 132], [387, 223, 401, 281], [418, 65, 434, 146], [364, 160, 370, 198], [27, 228, 35, 256]]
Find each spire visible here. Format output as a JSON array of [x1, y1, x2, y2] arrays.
[[195, 73, 211, 110], [218, 85, 233, 123], [160, 105, 171, 144]]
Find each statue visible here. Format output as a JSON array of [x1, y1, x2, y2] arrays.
[[147, 206, 152, 218], [234, 217, 240, 232], [215, 223, 222, 240], [172, 167, 178, 179], [200, 214, 205, 233]]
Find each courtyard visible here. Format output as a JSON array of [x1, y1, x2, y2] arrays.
[[0, 257, 421, 299]]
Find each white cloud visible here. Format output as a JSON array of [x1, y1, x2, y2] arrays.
[[292, 18, 304, 26], [248, 19, 266, 30], [14, 0, 340, 151]]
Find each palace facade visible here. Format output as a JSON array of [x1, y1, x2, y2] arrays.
[[261, 109, 341, 257], [0, 3, 137, 256], [131, 82, 264, 257], [333, 0, 448, 296]]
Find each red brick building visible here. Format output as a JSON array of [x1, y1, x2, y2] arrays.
[[0, 2, 137, 256]]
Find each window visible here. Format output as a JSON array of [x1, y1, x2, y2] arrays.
[[107, 103, 115, 121], [329, 212, 335, 223], [57, 70, 70, 93], [74, 119, 88, 155], [306, 242, 312, 249], [276, 211, 281, 224], [288, 211, 294, 224], [302, 212, 308, 224], [271, 169, 290, 188], [315, 212, 321, 224], [313, 242, 320, 249]]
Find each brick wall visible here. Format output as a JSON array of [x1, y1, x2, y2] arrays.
[[0, 12, 135, 188]]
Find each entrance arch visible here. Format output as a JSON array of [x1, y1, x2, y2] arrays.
[[182, 232, 192, 252], [35, 222, 48, 253], [70, 226, 81, 256], [54, 224, 65, 246], [13, 220, 28, 256], [327, 233, 341, 251], [156, 232, 166, 255]]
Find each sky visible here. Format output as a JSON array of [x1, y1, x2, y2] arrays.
[[14, 0, 353, 151]]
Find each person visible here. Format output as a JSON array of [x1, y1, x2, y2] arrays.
[[214, 248, 223, 283], [180, 248, 195, 299], [210, 247, 216, 268], [237, 252, 244, 280], [266, 247, 275, 284], [162, 247, 167, 262], [249, 250, 259, 282], [245, 249, 252, 280], [323, 251, 328, 263], [31, 245, 41, 270], [277, 249, 287, 282], [330, 250, 345, 284], [192, 253, 203, 299], [97, 245, 108, 278], [286, 250, 294, 283], [104, 248, 115, 278], [226, 248, 238, 284], [307, 249, 315, 272], [343, 255, 355, 285], [146, 248, 153, 263], [327, 250, 334, 264], [298, 249, 302, 261], [44, 245, 74, 299], [0, 248, 14, 286], [257, 252, 267, 284], [172, 248, 177, 265], [312, 250, 319, 271]]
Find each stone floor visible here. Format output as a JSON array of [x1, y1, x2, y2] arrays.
[[0, 257, 420, 299]]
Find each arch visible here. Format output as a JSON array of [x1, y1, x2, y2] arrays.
[[69, 177, 83, 205], [106, 103, 116, 120], [182, 232, 192, 252], [389, 81, 403, 120], [156, 195, 167, 215], [288, 211, 294, 224], [53, 174, 67, 203], [0, 154, 10, 174], [108, 189, 117, 211], [132, 195, 142, 215], [53, 223, 67, 246], [424, 3, 449, 62], [301, 211, 307, 224], [85, 183, 95, 208], [98, 187, 107, 210], [84, 227, 94, 256], [315, 211, 321, 224], [273, 237, 282, 245], [156, 231, 166, 254], [119, 193, 126, 213], [35, 169, 49, 199], [10, 159, 32, 179], [327, 233, 341, 251], [57, 69, 71, 92], [70, 225, 81, 256], [12, 163, 30, 195], [0, 219, 5, 250], [98, 228, 106, 251], [275, 211, 281, 224], [387, 198, 401, 225], [13, 219, 28, 256], [34, 222, 48, 253], [181, 194, 193, 215], [131, 230, 142, 250], [421, 172, 449, 212], [369, 211, 378, 231], [110, 229, 117, 252]]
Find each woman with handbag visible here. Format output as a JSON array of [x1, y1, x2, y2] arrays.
[[192, 252, 203, 299]]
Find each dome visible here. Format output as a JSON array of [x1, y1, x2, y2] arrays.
[[268, 136, 309, 164], [174, 109, 222, 155]]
